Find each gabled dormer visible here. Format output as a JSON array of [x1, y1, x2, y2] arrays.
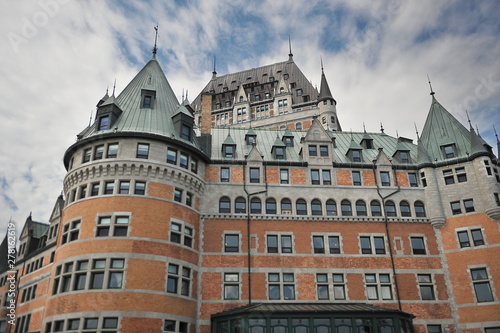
[[234, 84, 250, 123], [374, 148, 394, 186], [346, 137, 364, 163], [222, 132, 237, 158], [271, 136, 287, 160], [95, 94, 123, 131], [245, 128, 257, 145], [301, 117, 334, 163], [360, 131, 374, 149], [282, 129, 295, 147], [172, 105, 195, 142], [46, 194, 65, 246], [392, 137, 413, 164]]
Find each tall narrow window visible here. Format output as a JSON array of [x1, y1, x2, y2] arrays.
[[250, 168, 260, 183], [98, 116, 109, 131], [322, 170, 331, 185], [136, 143, 149, 159], [380, 172, 390, 186], [371, 200, 382, 216], [280, 169, 289, 184], [356, 200, 367, 216], [311, 170, 320, 185], [308, 145, 317, 156], [179, 153, 189, 169], [470, 268, 494, 302], [352, 171, 361, 186], [181, 124, 191, 141], [94, 145, 104, 160], [418, 274, 435, 300], [219, 197, 230, 213], [224, 273, 240, 300], [341, 200, 352, 216], [326, 199, 337, 216], [220, 167, 230, 182], [408, 173, 418, 187], [266, 198, 277, 214], [167, 149, 177, 165]]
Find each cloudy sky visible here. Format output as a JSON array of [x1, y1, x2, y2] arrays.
[[1, 0, 499, 235]]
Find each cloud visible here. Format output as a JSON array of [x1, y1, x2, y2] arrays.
[[0, 0, 498, 235]]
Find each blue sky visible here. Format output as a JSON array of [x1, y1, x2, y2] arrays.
[[0, 0, 499, 235]]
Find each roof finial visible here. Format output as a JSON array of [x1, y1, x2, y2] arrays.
[[89, 110, 93, 126], [427, 74, 435, 96], [414, 122, 420, 140], [182, 89, 185, 102], [152, 23, 159, 55], [112, 79, 116, 96], [466, 109, 473, 130], [106, 86, 109, 95], [380, 122, 385, 133], [321, 56, 324, 72], [363, 122, 366, 132], [212, 55, 217, 78], [186, 90, 188, 101], [396, 130, 399, 138], [288, 35, 293, 61], [494, 125, 499, 142]]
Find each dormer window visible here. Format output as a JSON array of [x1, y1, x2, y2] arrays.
[[274, 147, 285, 160], [399, 151, 410, 163], [246, 135, 256, 145], [141, 89, 156, 109], [98, 116, 109, 131], [296, 89, 303, 96], [351, 150, 362, 162], [181, 124, 191, 141], [442, 144, 456, 159], [239, 96, 244, 102], [361, 139, 373, 149], [223, 144, 235, 158], [283, 137, 294, 147], [280, 87, 285, 93], [225, 101, 231, 107]]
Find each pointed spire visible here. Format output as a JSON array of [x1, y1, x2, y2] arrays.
[[152, 24, 159, 56], [212, 55, 217, 79], [288, 35, 293, 61], [317, 60, 336, 105], [427, 74, 435, 96]]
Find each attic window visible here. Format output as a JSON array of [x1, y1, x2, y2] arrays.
[[283, 137, 294, 147], [223, 145, 235, 158], [274, 147, 285, 160], [246, 134, 256, 145], [399, 151, 410, 163], [181, 124, 191, 141], [280, 87, 285, 93], [239, 96, 244, 102], [351, 150, 362, 162], [98, 116, 109, 131], [442, 144, 456, 159], [362, 139, 373, 149], [141, 89, 156, 109], [296, 89, 303, 96]]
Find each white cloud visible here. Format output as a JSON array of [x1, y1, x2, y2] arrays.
[[0, 0, 498, 235]]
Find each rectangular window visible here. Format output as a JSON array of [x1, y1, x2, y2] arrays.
[[451, 201, 461, 215], [360, 236, 385, 255], [91, 182, 100, 196], [427, 325, 442, 333], [268, 273, 295, 300], [96, 216, 129, 237], [83, 148, 91, 163], [333, 273, 346, 300], [224, 273, 240, 300], [463, 199, 475, 212], [311, 170, 320, 185], [224, 234, 239, 252], [106, 143, 119, 158], [322, 170, 331, 185], [174, 188, 182, 202], [167, 149, 177, 165], [79, 185, 87, 199], [458, 229, 485, 248], [136, 143, 149, 159], [380, 172, 390, 186], [352, 150, 361, 162], [186, 192, 193, 207], [179, 153, 189, 169], [181, 124, 191, 141], [280, 169, 289, 184], [119, 181, 130, 194], [223, 145, 234, 158], [61, 220, 80, 245], [316, 273, 329, 300], [313, 236, 325, 254], [274, 147, 285, 160], [267, 235, 293, 253], [408, 172, 418, 187], [365, 273, 392, 300], [221, 167, 230, 182], [470, 268, 494, 302], [418, 274, 435, 300], [94, 145, 104, 160], [134, 181, 146, 195], [320, 145, 329, 156], [191, 158, 198, 173], [167, 264, 178, 293], [104, 181, 114, 195], [411, 237, 426, 255], [456, 167, 467, 182], [250, 168, 260, 183], [443, 144, 456, 158], [352, 171, 361, 186], [308, 145, 317, 156], [98, 116, 108, 131]]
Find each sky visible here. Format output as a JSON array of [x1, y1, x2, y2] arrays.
[[0, 0, 499, 235]]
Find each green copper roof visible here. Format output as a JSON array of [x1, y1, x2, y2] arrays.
[[420, 95, 490, 162]]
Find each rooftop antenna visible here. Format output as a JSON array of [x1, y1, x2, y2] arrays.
[[427, 74, 435, 96], [288, 35, 293, 61], [153, 23, 159, 55]]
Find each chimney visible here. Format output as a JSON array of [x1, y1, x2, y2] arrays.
[[201, 93, 213, 135]]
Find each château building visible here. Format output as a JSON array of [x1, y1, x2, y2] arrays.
[[0, 44, 499, 333]]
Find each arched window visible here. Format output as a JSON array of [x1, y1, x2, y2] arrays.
[[235, 197, 246, 214], [281, 198, 292, 215], [311, 199, 322, 216], [341, 200, 352, 216], [415, 201, 426, 217], [322, 117, 326, 124], [266, 198, 277, 214], [385, 200, 396, 217], [219, 197, 230, 213], [326, 199, 337, 216], [356, 200, 367, 216], [239, 96, 244, 102], [400, 201, 411, 217], [296, 122, 302, 130], [296, 199, 307, 215], [250, 198, 261, 214], [370, 200, 382, 216]]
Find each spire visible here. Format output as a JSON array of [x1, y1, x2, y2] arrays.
[[466, 110, 473, 130], [494, 125, 500, 157], [112, 79, 116, 96], [317, 60, 336, 105], [288, 35, 293, 61], [427, 74, 435, 96], [212, 55, 217, 79], [152, 24, 159, 56]]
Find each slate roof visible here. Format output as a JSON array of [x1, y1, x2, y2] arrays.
[[211, 126, 418, 165], [191, 59, 319, 110], [211, 303, 414, 318]]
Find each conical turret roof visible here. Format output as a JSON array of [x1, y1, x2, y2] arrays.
[[318, 68, 336, 105]]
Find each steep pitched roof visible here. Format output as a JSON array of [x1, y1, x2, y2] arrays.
[[420, 95, 473, 162], [318, 68, 336, 105]]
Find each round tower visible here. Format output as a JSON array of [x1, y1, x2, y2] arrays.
[[316, 65, 341, 131], [43, 55, 206, 332]]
